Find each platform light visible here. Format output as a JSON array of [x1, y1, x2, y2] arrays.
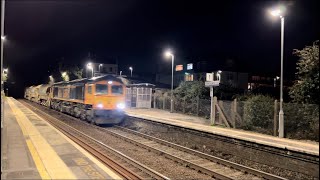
[[163, 49, 174, 113], [108, 81, 113, 84], [270, 9, 281, 17]]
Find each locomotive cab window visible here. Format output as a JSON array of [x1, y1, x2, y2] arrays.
[[88, 86, 92, 94], [96, 84, 108, 94], [111, 85, 123, 95]]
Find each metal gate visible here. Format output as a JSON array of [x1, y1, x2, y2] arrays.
[[136, 87, 152, 108]]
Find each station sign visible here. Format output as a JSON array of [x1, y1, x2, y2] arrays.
[[205, 81, 220, 87]]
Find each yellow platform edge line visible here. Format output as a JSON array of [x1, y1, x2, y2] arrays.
[[7, 98, 51, 179], [7, 98, 77, 179], [17, 99, 123, 179]]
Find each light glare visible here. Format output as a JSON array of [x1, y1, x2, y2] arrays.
[[164, 50, 173, 58]]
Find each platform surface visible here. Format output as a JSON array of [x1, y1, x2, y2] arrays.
[[126, 108, 319, 156], [1, 97, 122, 179]]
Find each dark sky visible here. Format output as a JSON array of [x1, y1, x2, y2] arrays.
[[3, 0, 320, 97]]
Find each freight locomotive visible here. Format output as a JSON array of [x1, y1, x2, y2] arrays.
[[24, 75, 126, 125]]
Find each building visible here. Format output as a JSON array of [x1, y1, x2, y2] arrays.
[[155, 61, 248, 90], [86, 63, 118, 78]]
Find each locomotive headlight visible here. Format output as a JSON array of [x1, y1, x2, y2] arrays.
[[97, 103, 104, 109], [116, 102, 125, 110]]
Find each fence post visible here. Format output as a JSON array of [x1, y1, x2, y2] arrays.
[[232, 99, 237, 128], [211, 96, 217, 125], [153, 95, 156, 109], [218, 100, 223, 124], [196, 96, 200, 116], [172, 98, 175, 112], [274, 100, 278, 136], [162, 96, 165, 110], [183, 98, 186, 113]]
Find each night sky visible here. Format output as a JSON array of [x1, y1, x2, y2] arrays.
[[3, 0, 320, 98]]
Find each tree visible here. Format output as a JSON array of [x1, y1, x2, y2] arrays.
[[173, 81, 208, 99], [289, 40, 319, 104]]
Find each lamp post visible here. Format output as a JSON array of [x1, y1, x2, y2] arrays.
[[1, 0, 5, 174], [274, 76, 280, 87], [1, 0, 5, 92], [164, 50, 174, 113], [99, 64, 103, 72], [217, 70, 222, 81], [270, 8, 285, 138], [129, 67, 133, 77], [87, 63, 93, 78]]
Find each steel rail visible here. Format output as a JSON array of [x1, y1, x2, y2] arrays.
[[20, 100, 169, 180], [115, 125, 287, 180]]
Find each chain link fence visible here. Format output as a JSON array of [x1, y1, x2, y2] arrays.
[[153, 94, 319, 141]]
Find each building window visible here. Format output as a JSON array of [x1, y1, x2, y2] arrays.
[[185, 74, 193, 81]]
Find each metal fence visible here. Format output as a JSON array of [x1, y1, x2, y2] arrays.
[[153, 94, 319, 141]]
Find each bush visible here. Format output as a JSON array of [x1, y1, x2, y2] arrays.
[[243, 95, 274, 134], [284, 103, 319, 141]]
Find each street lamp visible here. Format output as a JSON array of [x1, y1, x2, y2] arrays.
[[129, 67, 133, 77], [274, 76, 280, 87], [217, 70, 222, 81], [99, 64, 103, 72], [49, 75, 54, 84], [87, 62, 93, 78], [164, 50, 174, 113], [270, 7, 285, 138]]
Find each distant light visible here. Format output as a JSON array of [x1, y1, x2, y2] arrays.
[[129, 67, 133, 71], [62, 72, 67, 77], [108, 81, 113, 84], [49, 75, 52, 78], [3, 68, 8, 73], [87, 62, 93, 69], [276, 76, 280, 80], [1, 36, 5, 40], [218, 70, 222, 74]]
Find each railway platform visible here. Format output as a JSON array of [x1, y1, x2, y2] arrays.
[[1, 97, 122, 179], [125, 108, 319, 156]]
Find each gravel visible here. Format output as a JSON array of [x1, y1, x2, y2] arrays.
[[24, 101, 214, 180], [122, 118, 317, 180]]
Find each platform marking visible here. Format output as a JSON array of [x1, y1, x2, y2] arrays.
[[7, 100, 51, 179], [14, 99, 122, 179], [7, 98, 77, 179]]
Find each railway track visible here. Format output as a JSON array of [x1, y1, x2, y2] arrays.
[[21, 100, 287, 180], [103, 126, 287, 180], [20, 100, 169, 180]]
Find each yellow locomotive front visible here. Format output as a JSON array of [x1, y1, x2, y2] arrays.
[[50, 75, 127, 125], [84, 79, 126, 124]]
